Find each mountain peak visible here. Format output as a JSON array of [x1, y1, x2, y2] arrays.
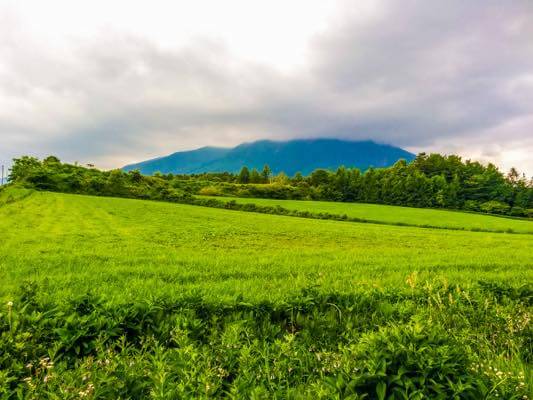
[[123, 138, 415, 175]]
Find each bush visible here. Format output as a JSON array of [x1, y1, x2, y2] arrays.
[[509, 206, 526, 217], [161, 188, 191, 202], [463, 200, 480, 211], [198, 186, 222, 196], [330, 323, 486, 398], [1, 283, 529, 398], [479, 200, 510, 215]]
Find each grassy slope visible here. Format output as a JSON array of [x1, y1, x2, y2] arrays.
[[1, 189, 531, 303], [0, 189, 531, 398], [199, 195, 533, 234]]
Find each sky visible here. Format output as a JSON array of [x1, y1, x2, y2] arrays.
[[1, 0, 532, 175]]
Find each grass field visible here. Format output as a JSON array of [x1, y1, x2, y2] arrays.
[[0, 188, 531, 398], [1, 189, 532, 301], [199, 195, 533, 234]]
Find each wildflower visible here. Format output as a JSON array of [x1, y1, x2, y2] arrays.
[[6, 301, 13, 307]]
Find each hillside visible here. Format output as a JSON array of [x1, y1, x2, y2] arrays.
[[1, 189, 531, 299], [198, 195, 533, 234], [1, 189, 531, 292], [0, 188, 531, 397], [122, 138, 415, 175]]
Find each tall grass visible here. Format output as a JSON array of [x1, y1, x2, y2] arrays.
[[0, 189, 531, 398]]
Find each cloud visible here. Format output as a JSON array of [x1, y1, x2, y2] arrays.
[[0, 0, 532, 175]]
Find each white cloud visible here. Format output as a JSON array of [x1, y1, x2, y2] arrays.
[[0, 0, 532, 175]]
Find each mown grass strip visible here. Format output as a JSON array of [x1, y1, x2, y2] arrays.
[[0, 188, 34, 207], [188, 196, 532, 235]]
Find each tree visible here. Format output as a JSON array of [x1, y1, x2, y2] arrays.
[[250, 168, 262, 183], [262, 165, 272, 183], [105, 169, 127, 196], [292, 172, 304, 184], [8, 156, 41, 182], [309, 169, 330, 187], [507, 167, 520, 185], [128, 169, 143, 183], [362, 168, 379, 203], [238, 166, 250, 184], [43, 156, 61, 165], [273, 172, 290, 185]]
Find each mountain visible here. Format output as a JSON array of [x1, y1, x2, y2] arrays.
[[123, 139, 416, 176], [122, 146, 231, 176]]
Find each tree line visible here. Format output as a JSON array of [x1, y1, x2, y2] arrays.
[[7, 153, 533, 217]]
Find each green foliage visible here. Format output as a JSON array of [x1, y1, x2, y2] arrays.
[[0, 185, 531, 398], [237, 166, 250, 184], [0, 281, 531, 398], [262, 164, 272, 182], [198, 186, 223, 196], [7, 157, 192, 203], [8, 153, 533, 217], [480, 200, 511, 215], [249, 168, 262, 183], [179, 153, 532, 216]]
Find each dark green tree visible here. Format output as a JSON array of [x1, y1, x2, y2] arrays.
[[262, 165, 272, 183], [310, 169, 330, 187], [249, 168, 262, 183], [292, 172, 304, 185], [238, 166, 250, 184]]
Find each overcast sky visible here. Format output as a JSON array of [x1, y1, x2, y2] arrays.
[[1, 0, 532, 175]]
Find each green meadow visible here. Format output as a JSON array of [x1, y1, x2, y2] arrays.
[[0, 188, 531, 398], [199, 195, 533, 234], [1, 189, 532, 300]]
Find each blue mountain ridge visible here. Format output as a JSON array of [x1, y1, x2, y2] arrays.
[[123, 138, 416, 176]]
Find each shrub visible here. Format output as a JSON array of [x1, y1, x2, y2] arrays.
[[330, 323, 486, 399], [0, 283, 530, 398], [480, 200, 511, 215], [463, 200, 480, 211], [198, 186, 222, 196], [509, 206, 527, 217]]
